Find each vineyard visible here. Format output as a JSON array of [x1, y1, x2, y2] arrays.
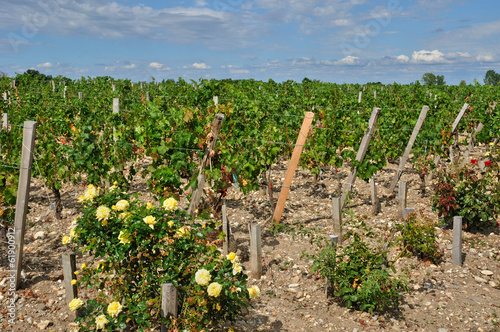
[[0, 74, 500, 331]]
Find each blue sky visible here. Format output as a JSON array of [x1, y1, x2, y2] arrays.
[[1, 0, 499, 84]]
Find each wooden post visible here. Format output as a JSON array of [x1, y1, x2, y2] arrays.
[[388, 106, 429, 192], [2, 92, 6, 101], [370, 178, 380, 215], [452, 216, 463, 265], [11, 80, 15, 88], [146, 91, 150, 101], [272, 112, 314, 223], [332, 197, 342, 244], [78, 92, 83, 100], [324, 235, 338, 297], [340, 108, 381, 209], [459, 122, 483, 168], [112, 98, 119, 142], [14, 121, 37, 290], [51, 80, 55, 92], [112, 83, 116, 92], [358, 91, 362, 103], [222, 200, 230, 256], [63, 86, 67, 98], [187, 114, 225, 216], [398, 181, 407, 219], [249, 223, 262, 279], [213, 96, 218, 105], [62, 253, 78, 305], [2, 113, 7, 129], [160, 283, 178, 332]]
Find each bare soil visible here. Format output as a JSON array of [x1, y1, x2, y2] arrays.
[[1, 152, 500, 332]]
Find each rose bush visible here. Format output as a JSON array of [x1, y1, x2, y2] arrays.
[[66, 185, 258, 331]]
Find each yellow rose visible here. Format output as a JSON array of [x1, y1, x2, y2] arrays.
[[79, 184, 98, 203], [69, 298, 84, 311], [195, 269, 211, 286], [107, 301, 123, 317], [143, 215, 157, 229], [118, 231, 131, 245], [81, 263, 87, 269], [96, 206, 111, 222], [95, 314, 109, 329], [62, 236, 71, 244], [176, 225, 191, 237], [168, 220, 174, 227], [232, 262, 243, 275], [74, 271, 79, 275], [115, 200, 129, 211], [69, 228, 77, 239], [146, 202, 153, 209], [207, 282, 222, 297], [162, 197, 178, 211], [119, 212, 131, 220], [71, 279, 77, 285], [248, 285, 260, 299]]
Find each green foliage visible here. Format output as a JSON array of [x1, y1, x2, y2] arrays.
[[422, 73, 446, 86], [308, 218, 409, 313], [0, 167, 18, 225], [431, 146, 500, 230], [395, 211, 443, 264], [68, 187, 256, 331]]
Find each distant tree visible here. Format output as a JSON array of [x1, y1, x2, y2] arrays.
[[484, 70, 500, 86], [459, 80, 467, 87], [422, 73, 446, 85], [421, 73, 436, 85], [436, 75, 446, 85]]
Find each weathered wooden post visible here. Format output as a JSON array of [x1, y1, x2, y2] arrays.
[[160, 283, 178, 332], [452, 216, 463, 265], [398, 181, 408, 219], [13, 121, 37, 290], [332, 197, 342, 244], [324, 235, 338, 297], [249, 223, 262, 279], [222, 200, 231, 256]]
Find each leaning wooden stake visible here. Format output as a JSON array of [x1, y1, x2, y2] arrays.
[[14, 121, 37, 290], [272, 112, 314, 223], [340, 108, 381, 209], [452, 216, 463, 266], [160, 283, 178, 332], [188, 113, 225, 216], [388, 106, 429, 192], [249, 223, 262, 279]]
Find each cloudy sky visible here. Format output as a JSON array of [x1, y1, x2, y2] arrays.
[[0, 0, 499, 84]]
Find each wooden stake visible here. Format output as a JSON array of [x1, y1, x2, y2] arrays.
[[332, 197, 342, 244], [187, 114, 225, 216], [398, 181, 407, 219], [388, 106, 429, 192], [78, 92, 83, 99], [452, 216, 463, 265], [358, 91, 362, 103], [62, 253, 78, 305], [340, 108, 381, 209], [249, 223, 262, 279], [14, 121, 37, 290], [370, 178, 380, 215], [222, 200, 230, 256], [160, 283, 178, 332], [324, 235, 338, 297], [272, 112, 314, 223]]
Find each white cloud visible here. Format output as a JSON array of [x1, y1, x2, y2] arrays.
[[396, 55, 409, 63], [476, 54, 495, 62], [411, 50, 447, 63], [37, 62, 53, 68], [104, 66, 115, 71], [335, 56, 365, 66], [195, 0, 207, 6], [192, 62, 211, 69], [149, 62, 163, 69], [124, 64, 136, 69]]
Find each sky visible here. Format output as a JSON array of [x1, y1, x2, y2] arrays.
[[0, 0, 499, 85]]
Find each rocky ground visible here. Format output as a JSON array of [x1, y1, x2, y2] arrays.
[[1, 153, 499, 332]]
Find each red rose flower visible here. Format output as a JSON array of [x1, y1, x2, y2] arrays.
[[470, 159, 478, 165], [484, 160, 492, 167]]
